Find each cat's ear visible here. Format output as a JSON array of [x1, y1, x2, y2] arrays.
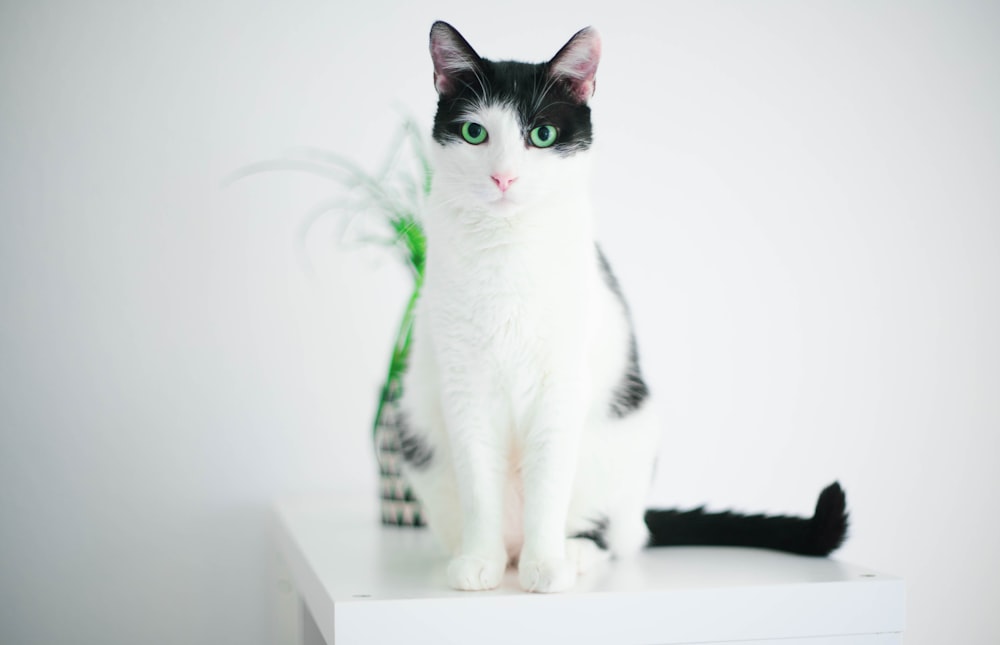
[[429, 21, 483, 96], [548, 27, 601, 103]]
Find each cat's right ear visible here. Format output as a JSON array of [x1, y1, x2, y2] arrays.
[[548, 27, 601, 103], [429, 21, 482, 95]]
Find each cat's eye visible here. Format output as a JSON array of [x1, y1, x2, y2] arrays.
[[461, 122, 488, 145], [529, 125, 558, 148]]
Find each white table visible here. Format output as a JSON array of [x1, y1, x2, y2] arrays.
[[273, 497, 904, 645]]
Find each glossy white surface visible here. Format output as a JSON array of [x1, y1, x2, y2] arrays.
[[274, 497, 904, 645]]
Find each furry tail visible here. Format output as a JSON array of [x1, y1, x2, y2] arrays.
[[644, 482, 849, 556]]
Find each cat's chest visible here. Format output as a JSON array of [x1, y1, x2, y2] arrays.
[[428, 242, 589, 357]]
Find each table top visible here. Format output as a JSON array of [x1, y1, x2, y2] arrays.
[[274, 495, 904, 645]]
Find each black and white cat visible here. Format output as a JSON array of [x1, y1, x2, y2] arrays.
[[397, 21, 847, 593]]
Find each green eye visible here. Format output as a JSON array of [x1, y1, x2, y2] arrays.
[[461, 122, 488, 145], [530, 125, 558, 148]]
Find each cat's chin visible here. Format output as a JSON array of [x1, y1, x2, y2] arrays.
[[478, 194, 524, 217]]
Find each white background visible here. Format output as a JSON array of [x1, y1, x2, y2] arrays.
[[1, 1, 997, 643]]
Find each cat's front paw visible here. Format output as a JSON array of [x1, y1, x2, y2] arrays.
[[518, 556, 578, 593], [447, 554, 506, 591]]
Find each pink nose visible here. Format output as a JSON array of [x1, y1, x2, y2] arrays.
[[491, 174, 518, 192]]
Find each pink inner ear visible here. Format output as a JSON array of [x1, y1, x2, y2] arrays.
[[434, 71, 449, 94], [571, 75, 596, 102], [431, 41, 461, 93], [430, 23, 480, 95], [550, 28, 601, 102]]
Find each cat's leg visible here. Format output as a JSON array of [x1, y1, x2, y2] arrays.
[[516, 383, 587, 593], [401, 387, 508, 590], [439, 382, 510, 591], [564, 403, 660, 571], [402, 318, 509, 590], [603, 406, 660, 557]]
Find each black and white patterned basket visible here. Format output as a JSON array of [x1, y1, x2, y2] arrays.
[[374, 381, 425, 527]]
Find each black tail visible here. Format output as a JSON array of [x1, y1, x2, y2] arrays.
[[644, 482, 849, 556]]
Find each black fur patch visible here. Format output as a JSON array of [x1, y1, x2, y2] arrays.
[[597, 246, 650, 418], [611, 335, 650, 418], [571, 516, 610, 551], [432, 59, 593, 156], [397, 411, 434, 470]]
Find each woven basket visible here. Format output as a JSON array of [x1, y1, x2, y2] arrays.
[[374, 380, 425, 526]]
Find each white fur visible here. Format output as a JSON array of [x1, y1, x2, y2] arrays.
[[399, 104, 660, 593]]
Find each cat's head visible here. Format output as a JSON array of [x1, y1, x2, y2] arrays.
[[428, 21, 601, 216]]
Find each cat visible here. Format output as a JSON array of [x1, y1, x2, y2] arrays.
[[395, 20, 848, 593]]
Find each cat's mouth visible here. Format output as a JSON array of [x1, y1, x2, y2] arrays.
[[488, 193, 524, 215], [485, 187, 520, 209]]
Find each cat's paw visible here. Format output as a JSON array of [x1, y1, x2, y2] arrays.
[[447, 554, 506, 591], [518, 556, 578, 593], [565, 537, 611, 575]]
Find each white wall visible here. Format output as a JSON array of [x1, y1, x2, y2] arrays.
[[1, 1, 997, 643]]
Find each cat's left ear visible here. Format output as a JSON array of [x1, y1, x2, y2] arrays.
[[548, 27, 601, 103], [429, 21, 483, 95]]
